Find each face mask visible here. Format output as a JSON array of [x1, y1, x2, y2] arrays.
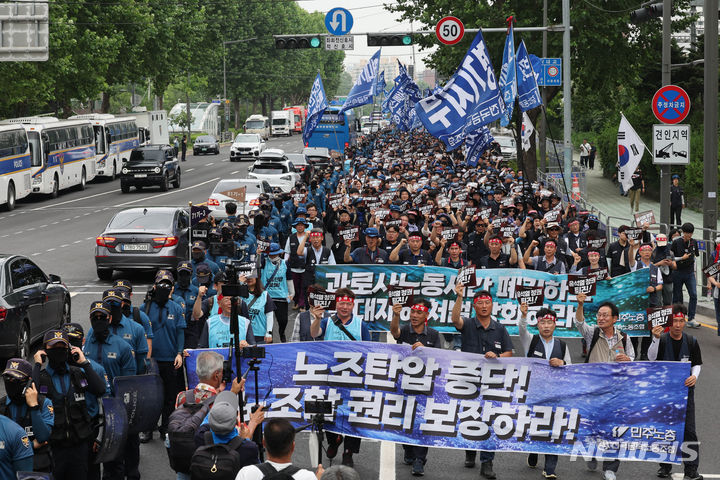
[[270, 256, 282, 265], [3, 379, 24, 404], [47, 348, 69, 369], [154, 284, 172, 306], [192, 251, 205, 262], [91, 316, 110, 342], [121, 303, 131, 317], [107, 302, 123, 325], [177, 273, 191, 289]]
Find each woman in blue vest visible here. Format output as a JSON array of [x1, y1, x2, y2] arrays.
[[259, 243, 294, 343], [244, 274, 276, 344]]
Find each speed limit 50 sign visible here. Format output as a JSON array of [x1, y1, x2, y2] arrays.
[[436, 16, 464, 45]]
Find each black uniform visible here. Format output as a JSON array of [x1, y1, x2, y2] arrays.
[[670, 184, 684, 226]]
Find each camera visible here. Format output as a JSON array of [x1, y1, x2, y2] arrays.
[[305, 400, 332, 415], [222, 357, 233, 383], [221, 283, 249, 298], [240, 346, 266, 359]]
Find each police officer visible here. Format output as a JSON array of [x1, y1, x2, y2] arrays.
[[670, 174, 685, 226], [0, 413, 33, 478], [232, 214, 257, 263], [1, 358, 54, 472], [143, 273, 186, 441], [191, 262, 216, 296], [103, 290, 149, 374], [32, 330, 106, 480], [191, 240, 220, 276], [389, 299, 441, 476], [113, 279, 154, 357], [648, 304, 702, 480]]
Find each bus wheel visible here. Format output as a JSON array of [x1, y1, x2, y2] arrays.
[[2, 181, 15, 211], [50, 174, 59, 199], [79, 167, 87, 191]]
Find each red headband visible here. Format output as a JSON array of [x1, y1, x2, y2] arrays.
[[539, 314, 557, 322], [336, 295, 354, 303], [488, 238, 502, 244], [672, 312, 685, 319], [310, 232, 323, 238], [411, 304, 429, 313], [639, 244, 653, 250], [474, 295, 492, 304]]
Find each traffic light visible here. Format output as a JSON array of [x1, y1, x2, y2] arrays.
[[630, 3, 663, 24], [367, 33, 414, 47], [274, 35, 322, 49]]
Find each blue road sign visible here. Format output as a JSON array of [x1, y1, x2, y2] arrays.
[[325, 8, 353, 36], [540, 58, 562, 86]]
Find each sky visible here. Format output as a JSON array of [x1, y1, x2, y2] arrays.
[[296, 0, 434, 71]]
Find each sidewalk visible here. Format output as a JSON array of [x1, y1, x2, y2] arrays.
[[581, 165, 719, 325]]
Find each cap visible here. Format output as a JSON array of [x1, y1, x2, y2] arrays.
[[90, 301, 110, 317], [191, 241, 206, 250], [117, 290, 131, 302], [546, 222, 561, 230], [208, 391, 239, 435], [390, 204, 401, 212], [213, 271, 227, 284], [296, 206, 308, 215], [292, 217, 309, 226], [655, 234, 668, 246], [43, 330, 70, 348], [63, 323, 85, 341], [236, 215, 250, 227], [196, 264, 212, 277], [103, 289, 123, 304], [364, 227, 380, 238], [113, 279, 132, 293], [3, 358, 32, 380], [672, 174, 679, 179], [156, 273, 174, 285], [177, 261, 193, 273], [268, 243, 284, 256]]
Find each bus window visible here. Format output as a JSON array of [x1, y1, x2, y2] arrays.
[[28, 132, 42, 167], [94, 126, 106, 154]]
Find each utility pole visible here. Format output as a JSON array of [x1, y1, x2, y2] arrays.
[[539, 0, 548, 175], [659, 0, 671, 229], [703, 0, 719, 247], [562, 0, 572, 194]]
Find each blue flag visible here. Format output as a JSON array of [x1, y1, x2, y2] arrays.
[[341, 49, 381, 112], [499, 24, 516, 126], [397, 60, 408, 79], [516, 41, 543, 111], [464, 126, 494, 166], [528, 53, 543, 85], [376, 71, 386, 96], [414, 30, 504, 151], [303, 73, 328, 145]]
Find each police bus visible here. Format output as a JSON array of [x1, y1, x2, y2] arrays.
[[1, 117, 97, 198], [70, 114, 139, 180], [0, 124, 33, 210], [306, 106, 358, 154]]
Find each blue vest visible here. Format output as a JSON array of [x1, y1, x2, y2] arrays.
[[324, 315, 363, 341], [247, 292, 269, 337], [206, 314, 249, 348], [209, 294, 221, 317], [262, 260, 288, 300]]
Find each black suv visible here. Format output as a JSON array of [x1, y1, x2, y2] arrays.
[[121, 145, 181, 193]]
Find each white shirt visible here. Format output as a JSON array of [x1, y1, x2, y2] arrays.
[[236, 461, 317, 480]]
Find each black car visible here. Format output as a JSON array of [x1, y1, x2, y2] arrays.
[[193, 135, 220, 155], [95, 206, 191, 280], [121, 145, 181, 193], [0, 255, 71, 359]]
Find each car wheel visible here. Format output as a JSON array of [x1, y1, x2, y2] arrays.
[[78, 167, 87, 191], [2, 181, 15, 211], [121, 181, 130, 193], [50, 174, 59, 198], [16, 322, 30, 360], [172, 169, 181, 188], [215, 148, 219, 155], [160, 173, 170, 192], [97, 267, 113, 281], [193, 150, 198, 156], [61, 296, 71, 326]]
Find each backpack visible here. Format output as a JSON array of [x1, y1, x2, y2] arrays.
[[190, 432, 244, 480], [256, 462, 301, 479], [167, 391, 215, 473]]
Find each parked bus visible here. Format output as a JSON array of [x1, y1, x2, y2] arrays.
[[306, 107, 358, 154], [117, 109, 169, 146], [0, 125, 33, 210], [283, 105, 306, 133], [70, 114, 139, 180], [1, 117, 96, 198]]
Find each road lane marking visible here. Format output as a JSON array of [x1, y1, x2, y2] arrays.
[[231, 170, 240, 175], [60, 244, 69, 248], [116, 177, 220, 206], [186, 168, 195, 172], [33, 187, 120, 210], [32, 252, 41, 256], [205, 162, 214, 166], [74, 240, 82, 244], [699, 322, 718, 331], [39, 224, 47, 228], [46, 248, 55, 252]]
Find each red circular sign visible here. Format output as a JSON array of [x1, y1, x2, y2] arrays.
[[436, 16, 465, 45], [651, 85, 691, 124]]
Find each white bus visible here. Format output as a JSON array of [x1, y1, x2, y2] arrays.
[[70, 114, 139, 180], [0, 125, 33, 210], [1, 117, 97, 197]]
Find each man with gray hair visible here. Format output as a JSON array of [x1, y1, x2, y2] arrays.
[[320, 465, 361, 480], [175, 351, 243, 408]]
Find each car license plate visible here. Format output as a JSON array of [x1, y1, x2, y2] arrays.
[[122, 243, 149, 252], [202, 147, 207, 151], [134, 174, 147, 178]]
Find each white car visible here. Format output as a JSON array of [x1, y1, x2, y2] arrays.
[[494, 135, 517, 161], [207, 178, 273, 218], [247, 150, 302, 192], [229, 133, 266, 161]]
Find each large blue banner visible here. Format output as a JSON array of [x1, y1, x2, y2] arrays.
[[464, 126, 494, 167], [315, 265, 650, 336], [516, 41, 543, 112], [303, 73, 328, 145], [185, 343, 689, 463], [414, 30, 505, 151], [341, 49, 381, 112], [499, 24, 516, 127]]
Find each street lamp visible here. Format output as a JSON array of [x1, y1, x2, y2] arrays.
[[222, 37, 257, 136]]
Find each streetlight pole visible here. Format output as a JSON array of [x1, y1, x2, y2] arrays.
[[659, 0, 671, 229], [703, 0, 718, 249]]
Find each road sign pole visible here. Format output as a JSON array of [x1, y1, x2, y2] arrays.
[[539, 0, 548, 175], [703, 0, 718, 275], [659, 0, 671, 231], [562, 0, 572, 195]]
